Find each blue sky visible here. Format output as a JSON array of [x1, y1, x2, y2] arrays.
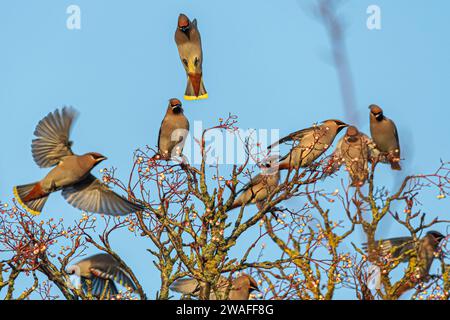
[[0, 0, 449, 299]]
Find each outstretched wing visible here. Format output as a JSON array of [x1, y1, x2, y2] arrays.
[[81, 276, 119, 299], [89, 258, 137, 292], [61, 175, 144, 216], [363, 236, 414, 261], [32, 106, 78, 168]]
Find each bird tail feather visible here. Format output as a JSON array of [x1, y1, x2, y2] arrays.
[[13, 182, 49, 216], [185, 74, 208, 100], [390, 161, 402, 171]]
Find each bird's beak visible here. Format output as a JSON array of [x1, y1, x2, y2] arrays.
[[172, 104, 182, 111], [188, 72, 202, 97]]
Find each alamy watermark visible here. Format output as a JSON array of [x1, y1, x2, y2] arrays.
[[367, 5, 381, 30], [66, 5, 81, 30], [165, 121, 281, 166]]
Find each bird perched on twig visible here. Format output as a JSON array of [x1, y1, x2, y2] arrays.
[[13, 107, 143, 216], [369, 104, 401, 170], [268, 120, 348, 171], [329, 126, 379, 187], [170, 274, 260, 300], [175, 13, 208, 100], [156, 98, 190, 160], [363, 231, 446, 288], [226, 157, 280, 212], [67, 253, 137, 299]]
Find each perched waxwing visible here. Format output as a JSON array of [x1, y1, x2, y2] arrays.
[[369, 104, 401, 170], [175, 13, 208, 100], [67, 253, 137, 299], [157, 98, 190, 160], [170, 274, 260, 300], [227, 157, 280, 212], [363, 231, 445, 280], [269, 120, 348, 171], [13, 107, 143, 216], [330, 126, 379, 187]]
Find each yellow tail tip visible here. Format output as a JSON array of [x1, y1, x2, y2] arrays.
[[12, 186, 42, 216], [184, 93, 208, 101]]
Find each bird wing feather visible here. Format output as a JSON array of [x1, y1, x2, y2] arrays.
[[31, 107, 77, 168], [61, 174, 143, 216], [268, 127, 313, 149], [363, 236, 414, 261]]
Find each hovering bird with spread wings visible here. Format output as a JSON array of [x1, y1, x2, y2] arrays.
[[13, 107, 143, 216], [67, 253, 137, 299]]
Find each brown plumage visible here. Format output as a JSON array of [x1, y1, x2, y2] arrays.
[[67, 253, 136, 299], [175, 14, 207, 100], [170, 274, 260, 300], [157, 98, 190, 160], [369, 104, 401, 170], [330, 126, 379, 187], [13, 107, 143, 216], [227, 158, 280, 212], [269, 120, 348, 171]]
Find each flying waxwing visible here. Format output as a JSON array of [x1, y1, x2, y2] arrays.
[[330, 126, 380, 187], [175, 13, 208, 100], [67, 253, 137, 299], [13, 107, 143, 216], [369, 104, 401, 170], [170, 274, 260, 300], [157, 98, 190, 160], [226, 157, 280, 212], [363, 231, 445, 280], [269, 120, 348, 171]]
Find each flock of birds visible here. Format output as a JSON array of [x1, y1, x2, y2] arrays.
[[8, 14, 445, 300]]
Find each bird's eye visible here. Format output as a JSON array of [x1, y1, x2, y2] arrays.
[[182, 59, 188, 67], [194, 57, 199, 66]]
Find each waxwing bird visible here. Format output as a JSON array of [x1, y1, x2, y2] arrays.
[[13, 107, 143, 216], [157, 98, 190, 160], [226, 157, 280, 212], [369, 104, 401, 170], [175, 13, 208, 100], [170, 274, 260, 300], [330, 126, 379, 187], [363, 231, 445, 281], [269, 120, 348, 171], [67, 253, 137, 299]]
